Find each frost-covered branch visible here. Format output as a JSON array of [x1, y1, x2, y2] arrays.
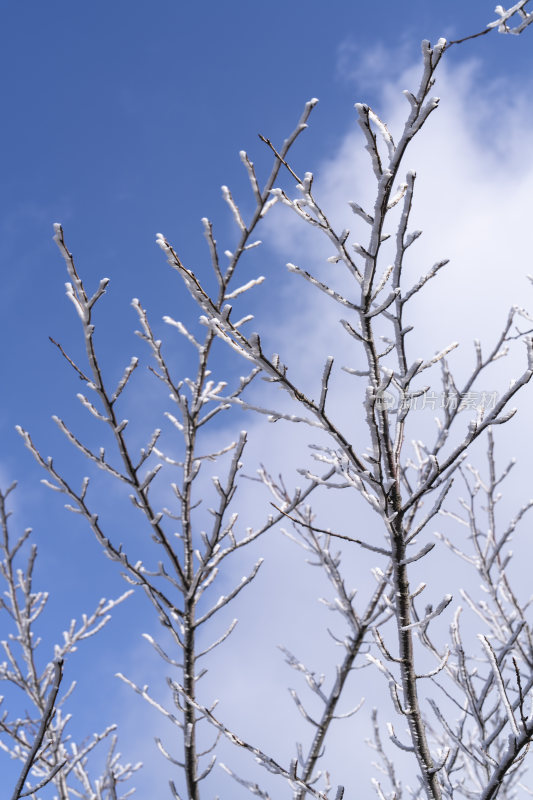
[[0, 483, 136, 800], [16, 97, 330, 800]]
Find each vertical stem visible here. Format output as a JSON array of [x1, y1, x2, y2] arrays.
[[10, 659, 64, 800], [296, 574, 387, 798], [183, 606, 198, 800], [182, 401, 199, 799], [361, 289, 441, 798], [392, 519, 441, 800]]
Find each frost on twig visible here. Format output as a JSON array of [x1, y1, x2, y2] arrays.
[[425, 430, 533, 799], [0, 484, 137, 800]]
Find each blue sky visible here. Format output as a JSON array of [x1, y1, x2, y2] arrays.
[[2, 2, 533, 798]]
